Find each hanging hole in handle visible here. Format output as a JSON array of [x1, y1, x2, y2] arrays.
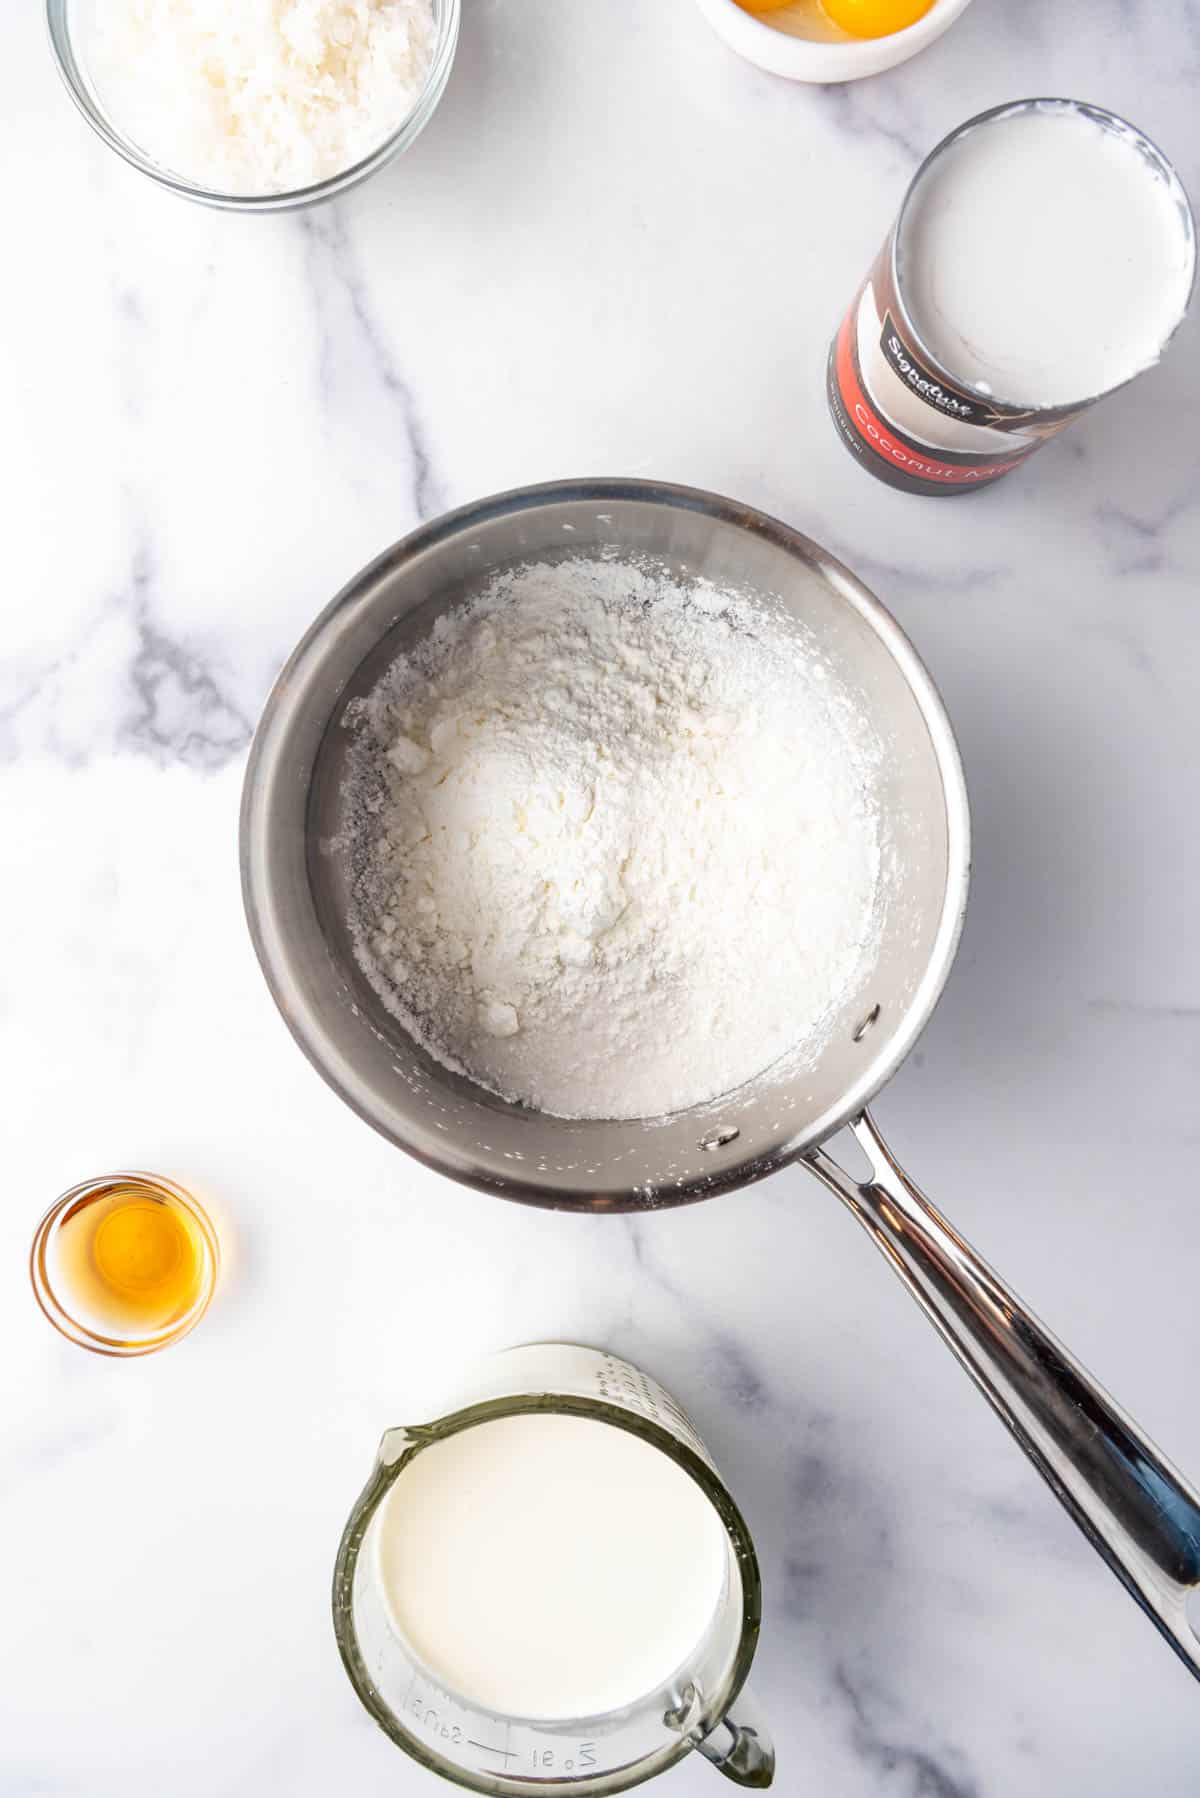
[[852, 1003, 881, 1044], [700, 1126, 740, 1152]]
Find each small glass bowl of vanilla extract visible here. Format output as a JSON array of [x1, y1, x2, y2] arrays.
[[31, 1172, 219, 1356]]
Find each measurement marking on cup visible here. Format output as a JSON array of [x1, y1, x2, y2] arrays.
[[466, 1739, 517, 1762], [529, 1744, 599, 1771]]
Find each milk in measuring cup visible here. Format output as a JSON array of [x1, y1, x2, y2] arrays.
[[374, 1411, 731, 1718]]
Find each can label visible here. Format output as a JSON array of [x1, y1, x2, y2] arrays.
[[827, 242, 1083, 496]]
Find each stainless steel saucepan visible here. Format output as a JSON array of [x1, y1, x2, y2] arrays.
[[241, 478, 1200, 1682]]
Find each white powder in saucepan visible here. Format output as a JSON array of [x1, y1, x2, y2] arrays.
[[87, 0, 436, 196], [343, 559, 882, 1121]]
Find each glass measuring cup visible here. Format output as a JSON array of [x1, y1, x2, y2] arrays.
[[333, 1344, 773, 1793]]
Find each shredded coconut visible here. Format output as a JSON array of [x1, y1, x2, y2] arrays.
[[342, 558, 883, 1121], [87, 0, 437, 195]]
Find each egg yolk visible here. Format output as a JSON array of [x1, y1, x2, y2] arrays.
[[821, 0, 934, 35]]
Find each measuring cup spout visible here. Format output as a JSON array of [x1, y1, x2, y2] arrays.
[[694, 1686, 775, 1788], [377, 1426, 414, 1466]]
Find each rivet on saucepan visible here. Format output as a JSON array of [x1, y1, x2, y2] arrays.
[[852, 1003, 881, 1043], [699, 1126, 740, 1152]]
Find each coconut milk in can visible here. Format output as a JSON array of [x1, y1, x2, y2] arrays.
[[828, 99, 1196, 495]]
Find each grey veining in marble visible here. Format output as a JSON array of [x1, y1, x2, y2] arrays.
[[4, 1, 1200, 1794]]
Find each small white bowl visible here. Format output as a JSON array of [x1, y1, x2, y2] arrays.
[[692, 0, 974, 83]]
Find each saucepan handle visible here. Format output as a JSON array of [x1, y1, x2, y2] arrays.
[[805, 1109, 1200, 1680]]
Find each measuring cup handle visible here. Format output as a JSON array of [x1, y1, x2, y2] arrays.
[[693, 1683, 775, 1788], [806, 1109, 1200, 1680]]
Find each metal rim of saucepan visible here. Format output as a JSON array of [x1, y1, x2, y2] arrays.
[[239, 478, 971, 1211]]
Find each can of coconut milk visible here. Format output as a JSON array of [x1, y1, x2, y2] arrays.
[[827, 99, 1196, 496]]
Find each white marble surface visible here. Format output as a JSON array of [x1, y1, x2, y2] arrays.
[[4, 1, 1200, 1792]]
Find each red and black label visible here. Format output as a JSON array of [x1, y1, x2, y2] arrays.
[[827, 310, 1035, 496], [880, 313, 1004, 429], [826, 239, 1084, 497]]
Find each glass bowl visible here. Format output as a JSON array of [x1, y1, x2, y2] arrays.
[[45, 0, 461, 212], [31, 1171, 220, 1356]]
